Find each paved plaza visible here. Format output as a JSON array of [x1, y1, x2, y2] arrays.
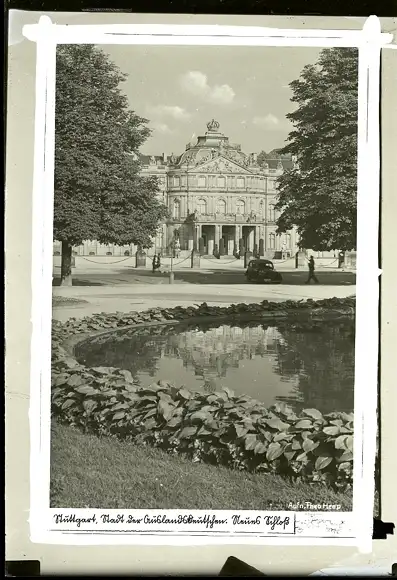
[[52, 257, 356, 322]]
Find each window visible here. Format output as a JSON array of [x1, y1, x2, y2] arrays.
[[217, 199, 227, 214], [197, 198, 207, 214], [269, 233, 276, 249], [236, 177, 245, 188], [172, 176, 180, 187], [217, 176, 226, 188], [198, 176, 206, 188], [173, 199, 181, 219], [269, 203, 276, 222], [236, 199, 245, 215]]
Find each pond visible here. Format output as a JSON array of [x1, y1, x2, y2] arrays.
[[75, 318, 355, 415]]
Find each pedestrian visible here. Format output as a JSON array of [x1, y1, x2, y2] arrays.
[[174, 239, 181, 259], [306, 256, 319, 284], [152, 253, 161, 273]]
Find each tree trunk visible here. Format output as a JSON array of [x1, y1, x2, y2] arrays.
[[60, 241, 73, 286]]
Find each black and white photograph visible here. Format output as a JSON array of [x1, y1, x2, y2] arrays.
[[48, 37, 362, 523]]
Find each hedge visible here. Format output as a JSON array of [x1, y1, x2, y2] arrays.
[[52, 297, 356, 491]]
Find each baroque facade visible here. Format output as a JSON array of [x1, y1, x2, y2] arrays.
[[53, 120, 298, 259], [141, 119, 298, 259]]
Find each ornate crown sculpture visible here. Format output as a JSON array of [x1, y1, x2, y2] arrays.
[[207, 119, 220, 132]]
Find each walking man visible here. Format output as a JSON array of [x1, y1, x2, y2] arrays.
[[306, 256, 319, 284], [152, 253, 161, 273]]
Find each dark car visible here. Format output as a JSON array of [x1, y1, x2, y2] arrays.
[[245, 259, 283, 284]]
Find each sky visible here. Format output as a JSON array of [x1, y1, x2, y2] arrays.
[[98, 44, 323, 156]]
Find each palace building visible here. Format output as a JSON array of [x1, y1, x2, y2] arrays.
[[53, 120, 298, 259]]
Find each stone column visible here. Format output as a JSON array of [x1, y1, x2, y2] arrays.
[[207, 225, 215, 255], [255, 226, 260, 247], [248, 228, 255, 251], [235, 225, 241, 245], [215, 224, 221, 247]]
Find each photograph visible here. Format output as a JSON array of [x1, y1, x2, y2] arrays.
[[49, 41, 360, 516]]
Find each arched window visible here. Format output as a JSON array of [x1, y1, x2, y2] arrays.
[[173, 199, 181, 219], [236, 199, 245, 215], [217, 199, 227, 214], [269, 203, 276, 222], [269, 233, 276, 249], [197, 198, 207, 214]]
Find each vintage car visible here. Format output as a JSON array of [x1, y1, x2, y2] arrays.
[[245, 259, 283, 284]]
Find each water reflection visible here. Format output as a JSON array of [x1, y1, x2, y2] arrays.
[[76, 319, 355, 414]]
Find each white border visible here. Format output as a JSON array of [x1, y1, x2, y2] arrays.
[[24, 15, 392, 550]]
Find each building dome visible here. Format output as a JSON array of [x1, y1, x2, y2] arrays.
[[175, 120, 249, 168]]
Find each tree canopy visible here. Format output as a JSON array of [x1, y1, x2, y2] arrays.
[[54, 45, 168, 283], [275, 48, 358, 251]]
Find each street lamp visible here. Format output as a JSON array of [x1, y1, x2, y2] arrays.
[[192, 210, 199, 251]]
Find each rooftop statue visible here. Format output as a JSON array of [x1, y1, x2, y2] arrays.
[[207, 119, 220, 133]]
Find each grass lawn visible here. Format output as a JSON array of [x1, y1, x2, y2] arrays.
[[51, 421, 352, 511]]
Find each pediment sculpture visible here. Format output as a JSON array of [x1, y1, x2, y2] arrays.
[[192, 155, 254, 175]]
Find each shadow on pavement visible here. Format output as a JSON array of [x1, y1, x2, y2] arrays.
[[52, 268, 357, 287], [52, 278, 105, 287], [127, 268, 356, 287]]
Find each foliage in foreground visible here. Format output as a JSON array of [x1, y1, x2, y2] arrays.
[[51, 421, 352, 510], [51, 297, 356, 491]]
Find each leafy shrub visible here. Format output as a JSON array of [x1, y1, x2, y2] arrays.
[[51, 297, 356, 491]]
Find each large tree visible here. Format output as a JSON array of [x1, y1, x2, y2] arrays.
[[275, 48, 358, 251], [54, 45, 168, 285]]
